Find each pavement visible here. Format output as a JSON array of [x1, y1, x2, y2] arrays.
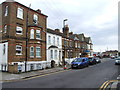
[[0, 58, 112, 82], [0, 67, 68, 82]]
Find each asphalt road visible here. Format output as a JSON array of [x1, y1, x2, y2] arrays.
[[2, 58, 120, 88]]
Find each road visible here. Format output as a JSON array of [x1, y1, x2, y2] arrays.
[[2, 58, 120, 88]]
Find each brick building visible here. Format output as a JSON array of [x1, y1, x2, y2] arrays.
[[0, 0, 47, 72]]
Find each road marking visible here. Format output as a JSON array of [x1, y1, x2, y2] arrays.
[[2, 70, 71, 83], [99, 80, 118, 90]]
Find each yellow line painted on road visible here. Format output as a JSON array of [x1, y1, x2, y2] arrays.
[[99, 80, 119, 90], [22, 70, 69, 81], [2, 69, 71, 83], [99, 80, 110, 90]]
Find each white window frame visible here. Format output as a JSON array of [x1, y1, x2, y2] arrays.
[[30, 46, 34, 57], [16, 26, 23, 35], [30, 29, 34, 39], [5, 6, 8, 16], [33, 14, 38, 24], [36, 30, 41, 39], [36, 47, 41, 58], [4, 25, 7, 33], [17, 7, 23, 19], [16, 45, 22, 55]]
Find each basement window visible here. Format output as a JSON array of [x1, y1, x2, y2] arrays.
[[16, 45, 22, 55]]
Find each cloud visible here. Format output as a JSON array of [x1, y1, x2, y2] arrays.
[[0, 0, 118, 52]]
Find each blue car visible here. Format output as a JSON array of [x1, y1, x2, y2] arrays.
[[71, 57, 89, 69]]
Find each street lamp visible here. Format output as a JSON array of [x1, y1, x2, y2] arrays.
[[63, 19, 68, 66]]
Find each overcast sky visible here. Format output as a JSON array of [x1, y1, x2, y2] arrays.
[[1, 0, 119, 52]]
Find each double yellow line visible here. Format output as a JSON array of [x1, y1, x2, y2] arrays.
[[1, 70, 70, 83], [99, 80, 119, 90]]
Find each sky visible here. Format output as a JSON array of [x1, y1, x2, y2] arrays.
[[0, 0, 119, 52]]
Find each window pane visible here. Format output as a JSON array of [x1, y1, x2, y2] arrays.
[[30, 29, 34, 39], [17, 7, 23, 19], [55, 50, 57, 59], [36, 47, 41, 57], [5, 6, 8, 16], [16, 26, 22, 34], [51, 50, 53, 59], [36, 30, 40, 39], [30, 47, 34, 57], [33, 14, 38, 24], [16, 45, 22, 55], [4, 25, 7, 33]]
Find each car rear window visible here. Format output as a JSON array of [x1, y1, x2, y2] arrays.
[[73, 58, 82, 62]]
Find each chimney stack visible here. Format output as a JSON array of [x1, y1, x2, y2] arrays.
[[36, 9, 41, 13], [55, 29, 60, 32], [63, 25, 69, 37], [69, 32, 73, 36]]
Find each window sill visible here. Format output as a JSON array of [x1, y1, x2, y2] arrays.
[[36, 56, 41, 58], [16, 54, 22, 55], [17, 17, 24, 20], [30, 56, 34, 58]]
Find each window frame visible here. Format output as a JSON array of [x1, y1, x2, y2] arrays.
[[33, 14, 38, 24], [36, 46, 41, 58], [17, 7, 23, 19], [36, 30, 41, 40], [30, 29, 34, 39], [53, 37, 55, 45], [5, 6, 8, 16], [30, 46, 34, 57], [57, 37, 59, 46], [48, 35, 51, 45], [4, 25, 7, 33], [16, 26, 23, 35], [16, 45, 22, 55], [50, 50, 53, 59], [55, 50, 57, 59]]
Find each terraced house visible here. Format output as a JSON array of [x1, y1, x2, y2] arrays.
[[46, 29, 62, 67], [0, 0, 47, 73], [62, 25, 93, 64]]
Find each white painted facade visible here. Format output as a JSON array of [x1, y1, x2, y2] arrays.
[[0, 42, 8, 71], [46, 32, 62, 66]]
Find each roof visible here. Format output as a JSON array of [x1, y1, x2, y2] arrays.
[[77, 34, 84, 41], [69, 34, 79, 41], [47, 28, 63, 36]]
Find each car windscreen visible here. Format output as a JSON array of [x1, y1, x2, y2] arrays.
[[116, 58, 120, 60], [73, 58, 82, 62]]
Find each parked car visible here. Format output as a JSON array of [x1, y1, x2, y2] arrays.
[[71, 57, 89, 69], [111, 56, 115, 59], [115, 57, 120, 65], [88, 57, 96, 65], [95, 57, 101, 63]]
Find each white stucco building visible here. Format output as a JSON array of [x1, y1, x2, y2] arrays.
[[46, 29, 62, 66]]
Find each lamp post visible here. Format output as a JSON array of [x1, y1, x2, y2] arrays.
[[63, 19, 67, 66]]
